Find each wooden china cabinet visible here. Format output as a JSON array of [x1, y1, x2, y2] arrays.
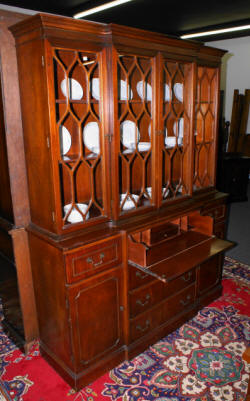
[[10, 13, 233, 390]]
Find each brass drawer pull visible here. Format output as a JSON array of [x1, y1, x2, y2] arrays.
[[180, 294, 191, 306], [136, 294, 151, 307], [86, 252, 105, 267], [136, 320, 150, 332], [181, 272, 192, 282], [136, 271, 148, 279]]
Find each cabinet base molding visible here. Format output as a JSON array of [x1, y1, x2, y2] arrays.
[[40, 342, 127, 391]]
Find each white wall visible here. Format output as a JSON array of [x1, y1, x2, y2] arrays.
[[207, 36, 250, 132]]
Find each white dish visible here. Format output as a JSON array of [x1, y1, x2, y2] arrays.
[[64, 203, 89, 223], [146, 187, 169, 198], [136, 81, 152, 101], [59, 126, 71, 155], [91, 78, 100, 100], [119, 80, 133, 100], [120, 194, 139, 210], [60, 78, 83, 100], [83, 122, 100, 154], [165, 136, 176, 147], [174, 83, 183, 102], [164, 84, 171, 101], [120, 120, 140, 149], [162, 188, 170, 199], [173, 118, 184, 138], [138, 142, 151, 152]]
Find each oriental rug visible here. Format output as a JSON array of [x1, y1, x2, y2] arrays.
[[0, 256, 249, 401]]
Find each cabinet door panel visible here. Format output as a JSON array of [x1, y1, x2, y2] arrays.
[[67, 268, 124, 369], [198, 254, 222, 294], [113, 51, 156, 219], [194, 66, 219, 190], [48, 45, 109, 233], [160, 59, 193, 204]]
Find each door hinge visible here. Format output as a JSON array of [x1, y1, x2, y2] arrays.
[[46, 136, 50, 148], [52, 211, 55, 222], [42, 56, 45, 67]]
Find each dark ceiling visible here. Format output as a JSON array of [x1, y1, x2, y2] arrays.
[[2, 0, 250, 41]]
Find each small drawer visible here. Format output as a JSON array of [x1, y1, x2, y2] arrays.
[[65, 236, 122, 283], [130, 283, 196, 343], [129, 269, 196, 318], [129, 264, 154, 290], [205, 205, 226, 222]]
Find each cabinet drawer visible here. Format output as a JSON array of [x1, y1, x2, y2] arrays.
[[205, 205, 226, 222], [130, 284, 196, 343], [65, 237, 122, 283], [129, 269, 195, 318]]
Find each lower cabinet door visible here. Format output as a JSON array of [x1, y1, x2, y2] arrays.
[[67, 267, 124, 370]]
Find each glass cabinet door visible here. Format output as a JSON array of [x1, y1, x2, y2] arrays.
[[116, 53, 155, 216], [51, 47, 107, 229], [194, 66, 218, 190], [160, 59, 192, 203]]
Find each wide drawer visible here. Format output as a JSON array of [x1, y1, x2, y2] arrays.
[[129, 268, 196, 318], [65, 236, 122, 283], [130, 283, 196, 343], [129, 236, 234, 288]]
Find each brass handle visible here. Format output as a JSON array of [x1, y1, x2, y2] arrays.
[[136, 294, 151, 307], [136, 271, 148, 280], [86, 252, 105, 267], [181, 272, 192, 282], [136, 320, 150, 332], [180, 294, 191, 306]]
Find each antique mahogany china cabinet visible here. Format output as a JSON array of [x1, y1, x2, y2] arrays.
[[10, 13, 233, 390]]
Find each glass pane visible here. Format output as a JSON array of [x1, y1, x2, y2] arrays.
[[53, 48, 105, 226], [117, 54, 153, 214], [194, 67, 217, 190], [161, 60, 191, 201]]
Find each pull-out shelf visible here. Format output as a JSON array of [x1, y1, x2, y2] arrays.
[[128, 231, 234, 283]]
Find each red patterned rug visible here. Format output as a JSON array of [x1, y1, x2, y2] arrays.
[[0, 257, 249, 401]]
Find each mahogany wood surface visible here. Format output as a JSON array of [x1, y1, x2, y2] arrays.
[[8, 12, 232, 390]]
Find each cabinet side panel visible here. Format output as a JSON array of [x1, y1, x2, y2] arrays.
[[15, 39, 55, 232], [0, 78, 13, 222], [28, 233, 72, 368]]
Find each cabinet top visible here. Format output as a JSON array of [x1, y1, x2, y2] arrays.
[[9, 12, 226, 60]]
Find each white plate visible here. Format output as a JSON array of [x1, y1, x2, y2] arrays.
[[136, 81, 152, 101], [164, 84, 171, 101], [59, 126, 71, 155], [64, 203, 89, 223], [174, 83, 183, 102], [138, 142, 151, 152], [162, 188, 170, 199], [173, 118, 184, 138], [120, 194, 139, 210], [91, 78, 100, 100], [119, 80, 133, 100], [146, 187, 169, 198], [60, 78, 83, 100], [120, 120, 140, 149], [83, 122, 100, 154], [165, 136, 176, 147]]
